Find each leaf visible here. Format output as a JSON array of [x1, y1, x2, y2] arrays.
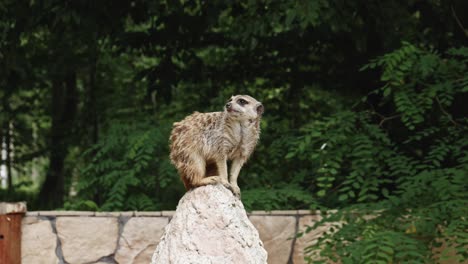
[[380, 246, 394, 255], [338, 194, 348, 201], [285, 152, 295, 159], [382, 188, 389, 198]]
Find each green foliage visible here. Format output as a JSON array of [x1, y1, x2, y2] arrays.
[[296, 43, 468, 263], [242, 184, 318, 211], [65, 117, 181, 211]]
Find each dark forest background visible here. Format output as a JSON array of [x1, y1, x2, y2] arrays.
[[1, 1, 467, 262]]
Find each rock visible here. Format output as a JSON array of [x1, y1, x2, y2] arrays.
[[115, 217, 169, 264], [151, 184, 268, 264], [250, 216, 296, 264], [21, 217, 59, 264], [56, 217, 118, 264]]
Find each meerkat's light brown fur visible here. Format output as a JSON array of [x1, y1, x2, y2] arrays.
[[169, 95, 264, 197]]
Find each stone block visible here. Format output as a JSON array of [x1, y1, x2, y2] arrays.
[[56, 217, 118, 264], [115, 217, 169, 264], [432, 236, 466, 264], [120, 211, 135, 217], [161, 210, 175, 217], [25, 211, 39, 217], [0, 202, 26, 214], [250, 216, 296, 264], [94, 211, 121, 217], [134, 211, 162, 217], [21, 217, 59, 264], [293, 215, 341, 263], [270, 210, 297, 215], [38, 211, 95, 216], [293, 215, 322, 264], [250, 210, 271, 215]]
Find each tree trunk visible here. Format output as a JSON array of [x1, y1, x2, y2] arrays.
[[0, 128, 2, 188], [5, 121, 12, 191], [1, 83, 13, 192], [39, 72, 78, 209], [88, 53, 102, 205], [89, 54, 99, 145]]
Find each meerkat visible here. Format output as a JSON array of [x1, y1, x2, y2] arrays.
[[169, 95, 264, 197]]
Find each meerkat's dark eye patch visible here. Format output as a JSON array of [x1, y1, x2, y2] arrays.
[[237, 98, 248, 105]]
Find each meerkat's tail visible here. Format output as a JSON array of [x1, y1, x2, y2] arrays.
[[181, 175, 192, 190], [178, 155, 224, 190], [176, 153, 205, 190]]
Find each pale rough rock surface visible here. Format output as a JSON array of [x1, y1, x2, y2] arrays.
[[56, 217, 118, 264], [250, 216, 296, 264], [115, 217, 169, 264], [21, 217, 59, 264], [151, 184, 268, 264]]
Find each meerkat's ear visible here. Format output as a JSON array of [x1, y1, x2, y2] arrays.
[[256, 104, 264, 116], [254, 104, 263, 130]]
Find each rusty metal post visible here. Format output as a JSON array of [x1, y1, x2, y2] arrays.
[[0, 202, 27, 264]]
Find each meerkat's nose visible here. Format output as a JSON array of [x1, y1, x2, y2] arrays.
[[225, 102, 232, 108]]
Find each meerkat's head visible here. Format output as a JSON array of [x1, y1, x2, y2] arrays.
[[224, 95, 264, 122]]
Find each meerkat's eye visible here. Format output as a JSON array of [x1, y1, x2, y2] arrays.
[[237, 98, 248, 105]]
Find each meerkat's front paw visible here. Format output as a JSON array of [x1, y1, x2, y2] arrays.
[[230, 184, 241, 198], [208, 177, 222, 184], [194, 176, 223, 187], [221, 180, 233, 190]]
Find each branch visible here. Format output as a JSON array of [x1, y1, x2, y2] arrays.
[[435, 96, 460, 127], [367, 108, 401, 127], [379, 114, 401, 127], [451, 5, 468, 38]]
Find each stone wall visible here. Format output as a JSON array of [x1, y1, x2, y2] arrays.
[[21, 210, 322, 264]]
